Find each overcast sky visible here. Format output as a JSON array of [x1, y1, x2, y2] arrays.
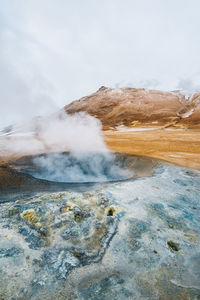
[[0, 0, 200, 127]]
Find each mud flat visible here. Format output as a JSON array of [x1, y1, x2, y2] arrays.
[[104, 128, 200, 171]]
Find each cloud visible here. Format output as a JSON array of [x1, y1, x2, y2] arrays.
[[177, 77, 200, 96], [0, 20, 58, 128], [0, 58, 58, 128]]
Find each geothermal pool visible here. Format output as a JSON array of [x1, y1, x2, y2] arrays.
[[17, 152, 135, 183], [0, 154, 200, 299], [9, 152, 157, 187]]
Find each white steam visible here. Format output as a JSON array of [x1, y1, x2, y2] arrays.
[[1, 111, 132, 183], [28, 152, 131, 183], [37, 111, 108, 153], [1, 111, 107, 155]]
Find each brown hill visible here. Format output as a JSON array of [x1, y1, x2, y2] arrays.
[[64, 87, 200, 128]]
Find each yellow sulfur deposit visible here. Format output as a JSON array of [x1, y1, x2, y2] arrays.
[[21, 209, 40, 226]]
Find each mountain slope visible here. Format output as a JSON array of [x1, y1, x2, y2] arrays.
[[65, 87, 200, 128]]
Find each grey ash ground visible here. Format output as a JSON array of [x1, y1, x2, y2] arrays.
[[0, 160, 200, 299]]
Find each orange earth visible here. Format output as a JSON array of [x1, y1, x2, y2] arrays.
[[104, 128, 200, 171]]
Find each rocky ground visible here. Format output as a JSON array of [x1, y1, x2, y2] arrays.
[[0, 162, 200, 299]]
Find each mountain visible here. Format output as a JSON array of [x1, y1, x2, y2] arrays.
[[65, 87, 200, 128]]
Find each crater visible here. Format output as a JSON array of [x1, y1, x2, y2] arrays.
[[0, 152, 159, 197], [11, 152, 158, 184]]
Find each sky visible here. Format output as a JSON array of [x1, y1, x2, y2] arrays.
[[0, 0, 200, 127]]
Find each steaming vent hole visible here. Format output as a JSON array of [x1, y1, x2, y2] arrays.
[[18, 152, 135, 183]]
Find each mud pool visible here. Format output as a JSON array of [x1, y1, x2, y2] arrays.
[[0, 159, 200, 299], [15, 152, 134, 183]]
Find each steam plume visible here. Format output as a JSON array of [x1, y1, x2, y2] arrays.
[[1, 111, 131, 183]]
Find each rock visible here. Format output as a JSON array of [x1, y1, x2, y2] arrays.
[[167, 240, 180, 252], [72, 206, 85, 222], [21, 209, 40, 225], [106, 206, 116, 216]]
